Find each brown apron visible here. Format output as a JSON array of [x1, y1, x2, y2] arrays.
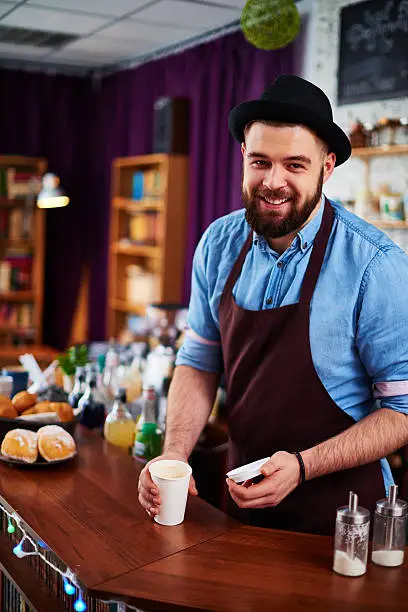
[[219, 201, 385, 535]]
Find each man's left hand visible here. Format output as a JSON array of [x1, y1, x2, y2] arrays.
[[226, 451, 301, 509]]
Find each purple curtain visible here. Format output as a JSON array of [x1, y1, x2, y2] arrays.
[[91, 30, 293, 339], [0, 30, 293, 348], [0, 69, 97, 349]]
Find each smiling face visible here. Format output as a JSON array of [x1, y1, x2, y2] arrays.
[[241, 122, 336, 243]]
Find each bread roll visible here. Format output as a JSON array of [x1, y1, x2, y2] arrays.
[[34, 401, 53, 414], [53, 402, 74, 423], [12, 391, 37, 414], [0, 395, 17, 419], [20, 406, 38, 416], [1, 429, 38, 463], [38, 425, 76, 462]]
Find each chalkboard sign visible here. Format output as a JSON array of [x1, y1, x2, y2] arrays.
[[337, 0, 408, 105]]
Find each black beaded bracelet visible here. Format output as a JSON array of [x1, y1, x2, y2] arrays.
[[292, 451, 306, 485]]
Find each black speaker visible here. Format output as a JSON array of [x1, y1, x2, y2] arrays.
[[153, 97, 190, 155]]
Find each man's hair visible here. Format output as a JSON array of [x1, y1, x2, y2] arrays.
[[243, 120, 329, 158]]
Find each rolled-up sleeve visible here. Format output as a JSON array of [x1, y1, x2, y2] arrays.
[[176, 226, 223, 373], [356, 248, 408, 415]]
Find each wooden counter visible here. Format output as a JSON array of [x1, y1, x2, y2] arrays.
[[0, 426, 407, 611]]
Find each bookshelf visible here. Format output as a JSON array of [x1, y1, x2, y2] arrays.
[[0, 155, 47, 347], [107, 154, 189, 338], [351, 145, 408, 229]]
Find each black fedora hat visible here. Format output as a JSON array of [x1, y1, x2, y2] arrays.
[[228, 75, 351, 166]]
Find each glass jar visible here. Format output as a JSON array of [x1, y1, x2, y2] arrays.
[[333, 492, 370, 577], [372, 485, 407, 567]]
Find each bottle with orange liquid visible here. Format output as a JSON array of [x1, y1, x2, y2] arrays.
[[104, 387, 136, 452]]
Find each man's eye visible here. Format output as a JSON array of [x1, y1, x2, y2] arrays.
[[252, 160, 268, 167], [289, 163, 303, 169]]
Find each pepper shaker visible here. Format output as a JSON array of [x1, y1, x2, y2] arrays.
[[333, 491, 370, 577], [371, 485, 407, 567]]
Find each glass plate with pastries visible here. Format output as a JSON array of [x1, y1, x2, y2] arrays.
[[0, 425, 77, 467], [0, 390, 81, 443]]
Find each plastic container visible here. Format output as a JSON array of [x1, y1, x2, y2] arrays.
[[226, 457, 270, 483], [333, 492, 369, 577], [371, 485, 407, 567]]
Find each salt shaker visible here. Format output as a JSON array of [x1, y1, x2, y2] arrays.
[[371, 484, 407, 567], [333, 491, 370, 577]]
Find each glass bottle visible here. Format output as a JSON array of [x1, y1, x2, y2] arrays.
[[103, 339, 119, 399], [333, 491, 369, 577], [104, 387, 136, 452], [136, 384, 157, 433], [133, 422, 162, 462], [78, 371, 106, 430], [158, 375, 171, 433], [68, 366, 86, 408], [371, 485, 408, 567]]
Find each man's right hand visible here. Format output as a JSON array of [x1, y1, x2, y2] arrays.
[[138, 453, 198, 518]]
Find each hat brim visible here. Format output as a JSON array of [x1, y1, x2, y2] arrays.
[[228, 100, 351, 167]]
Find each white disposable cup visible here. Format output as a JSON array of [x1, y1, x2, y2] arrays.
[[149, 460, 192, 526]]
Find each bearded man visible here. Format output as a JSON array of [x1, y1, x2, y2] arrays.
[[138, 75, 408, 535]]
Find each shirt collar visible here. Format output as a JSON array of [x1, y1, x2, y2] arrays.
[[297, 195, 325, 253], [252, 195, 326, 255]]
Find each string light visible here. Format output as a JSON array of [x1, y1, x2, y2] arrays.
[[74, 591, 87, 612], [1, 503, 84, 611]]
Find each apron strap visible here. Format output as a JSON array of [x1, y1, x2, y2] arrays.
[[222, 230, 253, 299], [300, 201, 334, 305]]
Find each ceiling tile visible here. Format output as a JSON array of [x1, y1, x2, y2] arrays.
[[130, 0, 240, 29], [60, 34, 156, 54], [98, 20, 200, 44], [47, 37, 157, 65], [0, 1, 16, 18], [0, 5, 111, 35], [0, 41, 48, 57], [27, 0, 152, 18]]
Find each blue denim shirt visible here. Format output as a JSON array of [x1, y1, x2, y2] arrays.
[[177, 197, 408, 493]]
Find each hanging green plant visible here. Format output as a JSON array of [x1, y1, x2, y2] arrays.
[[241, 0, 300, 51]]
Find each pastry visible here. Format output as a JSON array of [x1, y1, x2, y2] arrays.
[[53, 402, 74, 423], [34, 401, 53, 414], [0, 395, 17, 419], [38, 425, 76, 462], [12, 391, 37, 414], [20, 406, 38, 416], [1, 429, 38, 463]]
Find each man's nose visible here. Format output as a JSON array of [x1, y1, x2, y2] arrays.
[[263, 166, 287, 191]]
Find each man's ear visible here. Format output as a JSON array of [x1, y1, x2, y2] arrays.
[[241, 142, 246, 159], [323, 152, 336, 183]]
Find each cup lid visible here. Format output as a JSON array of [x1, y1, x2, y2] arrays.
[[226, 457, 270, 483]]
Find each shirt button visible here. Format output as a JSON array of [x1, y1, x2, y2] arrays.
[[254, 239, 258, 245], [277, 261, 284, 268], [303, 242, 307, 249], [266, 298, 273, 305]]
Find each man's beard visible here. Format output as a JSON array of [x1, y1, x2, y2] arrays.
[[243, 167, 324, 239]]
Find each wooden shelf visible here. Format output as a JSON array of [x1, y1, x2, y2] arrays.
[[352, 144, 408, 158], [0, 155, 47, 349], [0, 325, 35, 334], [110, 299, 147, 315], [0, 196, 26, 208], [108, 154, 189, 339], [0, 291, 35, 301], [113, 197, 163, 212], [113, 153, 169, 168], [111, 242, 161, 258]]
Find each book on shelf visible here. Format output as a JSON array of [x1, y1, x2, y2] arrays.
[[5, 168, 42, 198], [131, 168, 162, 201], [128, 210, 162, 245]]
